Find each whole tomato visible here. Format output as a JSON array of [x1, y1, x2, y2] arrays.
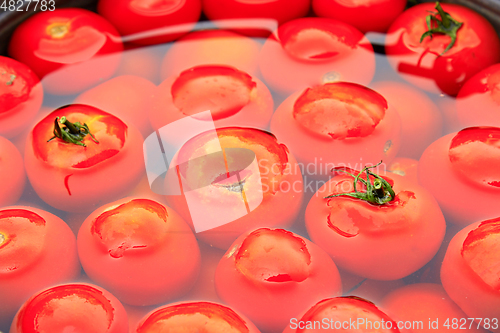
[[10, 283, 128, 333], [283, 296, 400, 333], [97, 0, 202, 45], [0, 136, 25, 207], [259, 18, 375, 95], [0, 207, 80, 328], [418, 127, 500, 225], [135, 301, 261, 332], [215, 228, 342, 332], [24, 104, 144, 213], [305, 164, 446, 280], [0, 56, 43, 139], [456, 63, 500, 128], [8, 8, 123, 95], [385, 2, 500, 96], [77, 197, 201, 306], [164, 127, 304, 250], [441, 218, 500, 332], [312, 0, 407, 33], [270, 82, 401, 172]]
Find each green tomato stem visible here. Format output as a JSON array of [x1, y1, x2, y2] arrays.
[[420, 2, 463, 55], [47, 116, 99, 147]]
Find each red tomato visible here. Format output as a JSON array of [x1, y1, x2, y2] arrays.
[[77, 197, 201, 306], [441, 218, 500, 332], [74, 75, 156, 136], [24, 104, 144, 212], [8, 8, 123, 95], [370, 81, 443, 159], [386, 157, 419, 183], [0, 56, 43, 139], [0, 207, 80, 327], [283, 296, 400, 333], [456, 63, 500, 127], [115, 46, 163, 84], [10, 283, 128, 333], [382, 283, 488, 333], [97, 0, 201, 45], [165, 127, 304, 249], [259, 18, 375, 95], [151, 65, 274, 137], [215, 228, 342, 332], [202, 0, 310, 36], [385, 2, 500, 96], [0, 136, 25, 207], [313, 0, 407, 33], [418, 127, 500, 225], [270, 82, 401, 171], [161, 30, 261, 79], [305, 166, 446, 280], [135, 301, 262, 332]]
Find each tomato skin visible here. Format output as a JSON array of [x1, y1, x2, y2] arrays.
[[77, 197, 201, 306], [305, 172, 446, 280], [259, 18, 375, 95], [215, 228, 342, 333], [270, 82, 401, 171], [97, 0, 201, 45], [0, 56, 43, 139], [24, 104, 144, 213], [386, 157, 419, 183], [418, 129, 500, 225], [385, 3, 500, 96], [0, 136, 26, 207], [8, 8, 123, 95], [456, 63, 500, 128], [74, 75, 156, 137], [370, 81, 443, 159], [382, 283, 488, 333], [441, 220, 500, 333], [312, 0, 407, 33], [135, 301, 262, 332], [10, 283, 128, 333], [283, 297, 400, 333], [0, 207, 80, 328]]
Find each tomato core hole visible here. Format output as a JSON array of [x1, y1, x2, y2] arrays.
[[47, 23, 70, 39], [0, 233, 5, 246], [171, 65, 256, 120], [235, 228, 311, 283]]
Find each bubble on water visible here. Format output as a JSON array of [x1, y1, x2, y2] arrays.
[[384, 140, 393, 153], [322, 71, 341, 84]]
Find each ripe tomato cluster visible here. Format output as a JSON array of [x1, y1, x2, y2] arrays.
[[1, 0, 500, 332]]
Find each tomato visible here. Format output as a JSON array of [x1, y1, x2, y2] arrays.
[[161, 30, 261, 79], [456, 63, 500, 128], [283, 296, 400, 333], [164, 127, 304, 249], [8, 8, 123, 95], [382, 283, 488, 333], [10, 283, 128, 333], [74, 75, 156, 136], [312, 0, 407, 33], [305, 165, 446, 280], [215, 228, 342, 332], [270, 82, 401, 171], [0, 136, 25, 207], [370, 81, 443, 159], [258, 18, 375, 95], [0, 56, 43, 139], [150, 65, 274, 138], [418, 127, 500, 225], [202, 0, 310, 36], [385, 2, 500, 96], [386, 157, 419, 183], [77, 197, 201, 306], [97, 0, 201, 45], [115, 46, 163, 84], [24, 104, 144, 213], [0, 207, 80, 328], [441, 218, 500, 332]]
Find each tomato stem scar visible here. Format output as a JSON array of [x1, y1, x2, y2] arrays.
[[0, 233, 5, 246], [420, 2, 463, 55], [47, 116, 99, 147], [324, 161, 395, 205]]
